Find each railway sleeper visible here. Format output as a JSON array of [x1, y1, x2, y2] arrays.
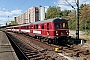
[[25, 52, 38, 56], [83, 51, 90, 55], [30, 57, 45, 60], [27, 55, 40, 59], [23, 49, 32, 52]]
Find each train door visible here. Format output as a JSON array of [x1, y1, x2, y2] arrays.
[[47, 23, 50, 36], [41, 24, 44, 36]]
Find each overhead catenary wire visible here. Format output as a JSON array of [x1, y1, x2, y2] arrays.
[[65, 0, 75, 9], [18, 0, 27, 9]]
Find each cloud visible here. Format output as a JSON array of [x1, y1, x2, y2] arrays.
[[0, 16, 14, 24], [56, 0, 90, 10], [80, 0, 90, 4], [0, 9, 23, 24], [0, 9, 22, 16], [0, 17, 14, 21], [0, 11, 10, 16], [0, 17, 8, 21], [11, 9, 22, 15], [55, 0, 75, 10], [44, 6, 49, 13]]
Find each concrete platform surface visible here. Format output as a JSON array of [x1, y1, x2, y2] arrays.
[[0, 31, 19, 60]]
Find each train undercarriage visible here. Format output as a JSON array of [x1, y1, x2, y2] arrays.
[[33, 35, 71, 45]]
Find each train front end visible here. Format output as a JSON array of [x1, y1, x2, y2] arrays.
[[53, 18, 70, 43]]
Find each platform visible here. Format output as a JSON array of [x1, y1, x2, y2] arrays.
[[0, 31, 19, 60]]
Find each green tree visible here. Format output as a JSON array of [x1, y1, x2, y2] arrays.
[[9, 21, 18, 25], [80, 4, 90, 30], [62, 10, 71, 20], [46, 6, 62, 19], [62, 10, 71, 17], [68, 10, 76, 30], [68, 3, 90, 30]]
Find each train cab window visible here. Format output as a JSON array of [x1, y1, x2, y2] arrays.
[[63, 23, 65, 28], [55, 23, 60, 29], [62, 23, 67, 28]]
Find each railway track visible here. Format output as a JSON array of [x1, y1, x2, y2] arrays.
[[5, 32, 90, 60], [6, 32, 65, 60], [6, 32, 29, 60], [6, 33, 51, 60]]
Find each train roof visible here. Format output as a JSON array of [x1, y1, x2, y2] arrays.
[[32, 18, 68, 24], [6, 23, 31, 28], [18, 23, 31, 26], [6, 18, 68, 28]]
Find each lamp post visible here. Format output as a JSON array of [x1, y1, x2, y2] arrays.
[[6, 16, 9, 26]]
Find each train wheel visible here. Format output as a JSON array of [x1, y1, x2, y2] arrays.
[[34, 35, 37, 39], [48, 39, 52, 44], [38, 37, 42, 41], [52, 40, 54, 44], [37, 36, 39, 39], [54, 39, 58, 44], [44, 38, 48, 42]]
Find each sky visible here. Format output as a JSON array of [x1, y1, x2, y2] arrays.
[[0, 0, 90, 25]]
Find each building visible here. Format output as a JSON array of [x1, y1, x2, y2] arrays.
[[39, 6, 45, 21], [15, 16, 21, 24], [15, 6, 39, 24], [30, 6, 39, 23]]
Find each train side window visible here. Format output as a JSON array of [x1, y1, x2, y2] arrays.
[[36, 24, 38, 29], [25, 26, 27, 29], [27, 26, 30, 29], [26, 26, 28, 29], [30, 25, 33, 29], [34, 25, 35, 29], [22, 26, 23, 29], [15, 27, 17, 29], [32, 25, 33, 29], [47, 23, 49, 30], [42, 24, 44, 29], [24, 26, 26, 29]]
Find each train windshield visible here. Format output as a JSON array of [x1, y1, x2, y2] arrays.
[[55, 22, 68, 29], [55, 23, 60, 29]]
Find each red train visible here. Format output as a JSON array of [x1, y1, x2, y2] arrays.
[[6, 18, 70, 44]]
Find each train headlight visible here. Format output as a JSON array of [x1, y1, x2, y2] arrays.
[[56, 33, 58, 35], [56, 31, 58, 36], [66, 31, 69, 35], [67, 32, 69, 35]]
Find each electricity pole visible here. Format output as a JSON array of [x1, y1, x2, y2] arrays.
[[64, 0, 79, 40], [76, 0, 79, 40]]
